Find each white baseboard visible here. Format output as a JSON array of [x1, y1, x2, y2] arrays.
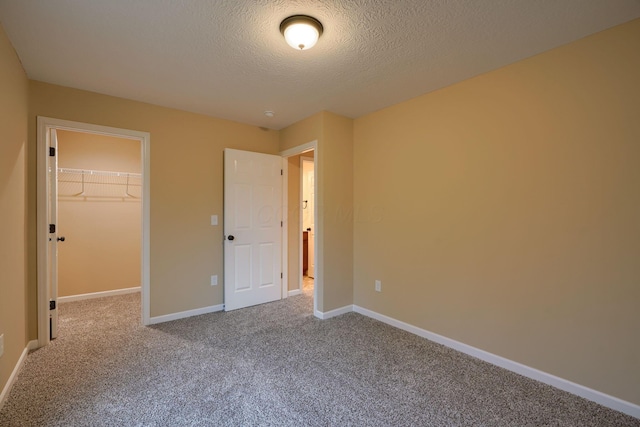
[[352, 305, 639, 419], [0, 340, 37, 411], [58, 287, 140, 303], [288, 289, 302, 297], [314, 304, 354, 320], [148, 304, 224, 325]]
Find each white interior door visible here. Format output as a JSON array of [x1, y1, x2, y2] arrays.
[[48, 129, 60, 339], [224, 148, 283, 311], [302, 158, 315, 278]]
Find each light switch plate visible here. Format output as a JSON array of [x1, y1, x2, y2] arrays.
[[211, 275, 218, 286], [211, 215, 218, 226], [0, 334, 4, 358]]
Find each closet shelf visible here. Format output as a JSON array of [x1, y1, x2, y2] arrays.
[[58, 168, 141, 179], [57, 168, 142, 198]]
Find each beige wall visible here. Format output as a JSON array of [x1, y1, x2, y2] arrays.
[[28, 82, 280, 321], [57, 130, 141, 173], [0, 24, 29, 397], [353, 19, 640, 405], [320, 112, 354, 311], [279, 113, 323, 152], [57, 130, 141, 297], [280, 112, 354, 312]]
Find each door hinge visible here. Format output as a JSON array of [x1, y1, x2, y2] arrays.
[[49, 147, 55, 156], [50, 300, 56, 310], [49, 224, 56, 233], [281, 169, 283, 176], [281, 273, 283, 279], [281, 221, 283, 227]]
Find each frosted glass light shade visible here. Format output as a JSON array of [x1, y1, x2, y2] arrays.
[[280, 15, 323, 51]]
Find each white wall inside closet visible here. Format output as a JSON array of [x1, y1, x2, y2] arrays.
[[57, 130, 141, 297]]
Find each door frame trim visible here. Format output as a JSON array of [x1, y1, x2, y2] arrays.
[[280, 140, 319, 316], [36, 116, 151, 347]]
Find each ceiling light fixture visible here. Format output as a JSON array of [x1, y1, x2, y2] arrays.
[[280, 15, 323, 50]]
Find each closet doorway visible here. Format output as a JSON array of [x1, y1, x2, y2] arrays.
[[55, 129, 142, 305], [37, 117, 150, 347]]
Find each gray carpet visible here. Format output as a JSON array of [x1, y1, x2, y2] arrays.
[[1, 284, 638, 427]]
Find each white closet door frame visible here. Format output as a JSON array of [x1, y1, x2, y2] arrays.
[[36, 116, 151, 348]]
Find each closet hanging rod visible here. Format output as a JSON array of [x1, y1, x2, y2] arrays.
[[57, 168, 141, 178]]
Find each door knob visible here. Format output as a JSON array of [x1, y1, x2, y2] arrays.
[[57, 236, 66, 242], [227, 235, 235, 241]]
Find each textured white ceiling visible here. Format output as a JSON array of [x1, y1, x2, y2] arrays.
[[1, 0, 639, 129]]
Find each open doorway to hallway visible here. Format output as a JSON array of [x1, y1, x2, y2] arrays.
[[282, 141, 318, 314], [301, 154, 315, 295]]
